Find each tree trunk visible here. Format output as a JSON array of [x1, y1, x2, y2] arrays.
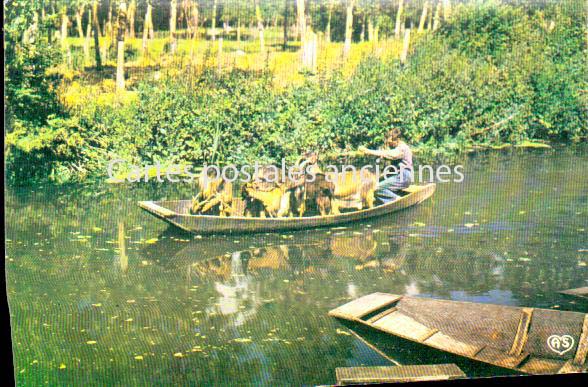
[[296, 0, 306, 42], [254, 0, 265, 54], [433, 1, 442, 31], [326, 0, 333, 43], [400, 28, 410, 64], [283, 0, 289, 50], [84, 8, 92, 65], [60, 8, 69, 51], [301, 31, 317, 72], [443, 0, 451, 21], [191, 1, 199, 40], [211, 0, 217, 41], [418, 2, 429, 33], [143, 2, 154, 54], [92, 1, 102, 69], [395, 0, 404, 39], [76, 6, 85, 39], [128, 0, 136, 38], [359, 15, 365, 42], [428, 2, 433, 30], [106, 1, 113, 39], [343, 0, 355, 58], [170, 0, 178, 53], [117, 2, 128, 91], [217, 36, 223, 74]]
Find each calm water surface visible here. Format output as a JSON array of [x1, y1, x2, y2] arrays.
[[6, 147, 588, 385]]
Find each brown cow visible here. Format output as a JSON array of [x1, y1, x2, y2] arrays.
[[291, 172, 335, 216], [190, 169, 233, 216], [325, 169, 377, 214]]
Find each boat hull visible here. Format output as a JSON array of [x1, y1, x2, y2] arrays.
[[139, 183, 436, 234], [329, 293, 588, 375]]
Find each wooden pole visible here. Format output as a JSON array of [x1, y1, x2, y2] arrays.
[[170, 0, 178, 53], [418, 2, 429, 33], [116, 1, 128, 91], [400, 28, 410, 64], [255, 0, 265, 55], [297, 0, 306, 42], [92, 0, 102, 69], [395, 0, 404, 39], [433, 1, 442, 31], [343, 0, 355, 58]]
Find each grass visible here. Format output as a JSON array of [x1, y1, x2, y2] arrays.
[[63, 27, 408, 91]]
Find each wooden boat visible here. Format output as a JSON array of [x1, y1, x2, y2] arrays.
[[138, 183, 436, 234], [335, 364, 465, 385], [559, 287, 588, 300], [329, 293, 588, 375]]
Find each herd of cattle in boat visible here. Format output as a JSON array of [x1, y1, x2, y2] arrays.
[[190, 166, 378, 218]]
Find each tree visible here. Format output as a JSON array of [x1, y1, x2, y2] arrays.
[[395, 0, 404, 38], [170, 0, 178, 53], [296, 0, 306, 42], [142, 0, 154, 54], [343, 0, 355, 58], [418, 1, 429, 33], [254, 0, 265, 54], [127, 0, 137, 38], [116, 1, 128, 90], [92, 0, 102, 68]]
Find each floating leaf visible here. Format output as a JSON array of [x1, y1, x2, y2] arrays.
[[336, 329, 351, 336], [145, 238, 158, 244], [173, 352, 184, 358], [87, 340, 97, 345], [134, 355, 144, 360], [59, 363, 66, 369], [233, 338, 252, 343]]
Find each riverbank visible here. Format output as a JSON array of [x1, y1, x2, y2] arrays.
[[5, 2, 586, 184]]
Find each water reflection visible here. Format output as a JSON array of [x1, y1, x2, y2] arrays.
[[6, 147, 588, 385]]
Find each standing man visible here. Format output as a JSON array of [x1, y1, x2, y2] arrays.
[[358, 128, 413, 203]]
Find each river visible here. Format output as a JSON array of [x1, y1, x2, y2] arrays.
[[6, 146, 588, 385]]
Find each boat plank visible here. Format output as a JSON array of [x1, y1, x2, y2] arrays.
[[328, 293, 401, 320], [509, 308, 534, 356], [335, 364, 466, 385], [519, 357, 565, 375], [372, 311, 438, 342], [524, 309, 585, 360], [573, 315, 588, 366], [475, 346, 529, 369], [425, 331, 483, 357]]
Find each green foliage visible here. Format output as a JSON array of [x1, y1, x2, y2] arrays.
[[5, 1, 587, 184]]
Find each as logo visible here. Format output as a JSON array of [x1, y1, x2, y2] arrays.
[[547, 335, 575, 356]]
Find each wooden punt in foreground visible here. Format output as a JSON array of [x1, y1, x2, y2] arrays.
[[329, 293, 588, 375], [138, 183, 435, 234], [335, 364, 466, 385]]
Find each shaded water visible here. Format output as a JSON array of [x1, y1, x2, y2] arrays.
[[6, 147, 588, 385]]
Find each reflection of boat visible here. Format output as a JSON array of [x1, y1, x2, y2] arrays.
[[138, 184, 436, 234], [329, 293, 588, 375]]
